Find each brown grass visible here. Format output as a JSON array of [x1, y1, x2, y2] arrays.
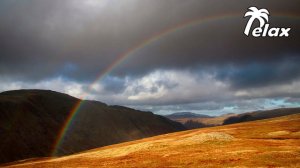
[[4, 114, 300, 168]]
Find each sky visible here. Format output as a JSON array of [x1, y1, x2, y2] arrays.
[[0, 0, 300, 115]]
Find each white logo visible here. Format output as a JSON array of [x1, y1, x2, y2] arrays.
[[244, 7, 291, 37]]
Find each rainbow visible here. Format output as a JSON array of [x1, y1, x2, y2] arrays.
[[51, 13, 299, 156]]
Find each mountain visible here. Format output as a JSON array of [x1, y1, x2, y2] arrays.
[[0, 89, 185, 164], [165, 112, 213, 119], [223, 107, 300, 125], [173, 114, 237, 129], [168, 108, 300, 129], [5, 114, 300, 167]]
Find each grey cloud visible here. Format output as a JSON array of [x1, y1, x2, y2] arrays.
[[1, 0, 300, 113], [100, 76, 127, 94], [129, 98, 299, 116], [215, 56, 300, 89], [0, 0, 299, 83]]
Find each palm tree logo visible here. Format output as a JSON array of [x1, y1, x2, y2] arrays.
[[244, 7, 269, 36]]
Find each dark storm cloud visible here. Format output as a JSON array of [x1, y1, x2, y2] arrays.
[[215, 56, 300, 89], [0, 0, 300, 87]]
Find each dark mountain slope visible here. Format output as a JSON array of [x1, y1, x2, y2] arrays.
[[0, 89, 185, 164], [223, 107, 300, 125]]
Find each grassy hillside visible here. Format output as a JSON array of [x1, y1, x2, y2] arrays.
[[5, 113, 300, 167]]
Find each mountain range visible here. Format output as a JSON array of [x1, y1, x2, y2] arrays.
[[166, 108, 300, 129], [5, 113, 300, 167], [1, 89, 299, 165], [165, 112, 213, 119]]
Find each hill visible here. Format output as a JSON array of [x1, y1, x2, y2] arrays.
[[165, 112, 212, 119], [169, 108, 300, 129], [5, 113, 300, 167], [223, 108, 300, 124], [0, 89, 185, 164]]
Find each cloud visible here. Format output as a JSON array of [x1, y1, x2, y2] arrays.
[[0, 77, 87, 99], [129, 98, 300, 116], [1, 67, 300, 115], [112, 70, 230, 105], [0, 0, 299, 82], [215, 56, 300, 89], [1, 0, 300, 114], [234, 80, 300, 99]]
